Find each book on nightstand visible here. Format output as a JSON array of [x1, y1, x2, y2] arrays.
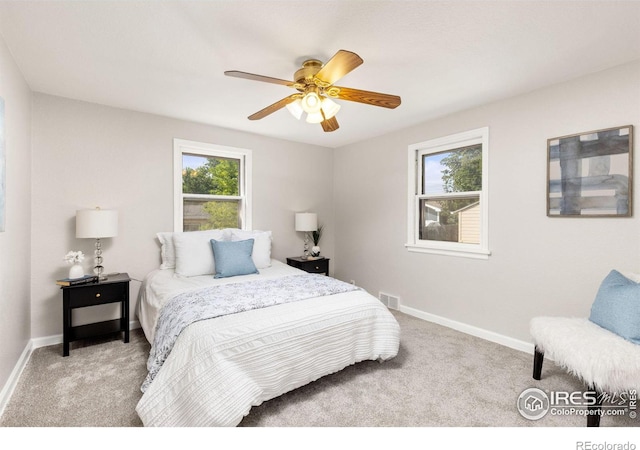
[[56, 275, 99, 287]]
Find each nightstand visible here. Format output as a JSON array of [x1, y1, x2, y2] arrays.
[[286, 257, 330, 276], [61, 273, 131, 356]]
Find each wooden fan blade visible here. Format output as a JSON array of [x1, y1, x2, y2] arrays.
[[332, 86, 401, 109], [225, 70, 294, 87], [248, 94, 299, 120], [321, 116, 339, 132], [314, 50, 363, 85]]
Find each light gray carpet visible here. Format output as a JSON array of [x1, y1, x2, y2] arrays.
[[0, 311, 637, 427]]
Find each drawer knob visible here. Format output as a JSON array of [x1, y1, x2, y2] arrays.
[[315, 266, 320, 270], [96, 293, 101, 298]]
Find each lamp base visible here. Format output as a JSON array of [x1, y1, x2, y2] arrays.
[[93, 238, 106, 281], [302, 233, 310, 259]]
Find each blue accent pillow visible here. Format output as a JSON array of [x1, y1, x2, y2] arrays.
[[589, 270, 640, 344], [210, 238, 259, 279]]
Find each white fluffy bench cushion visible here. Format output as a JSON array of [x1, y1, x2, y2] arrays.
[[530, 316, 640, 394]]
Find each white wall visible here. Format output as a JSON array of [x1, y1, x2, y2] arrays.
[[334, 60, 640, 343], [0, 35, 31, 391], [31, 94, 334, 338], [14, 51, 640, 356]]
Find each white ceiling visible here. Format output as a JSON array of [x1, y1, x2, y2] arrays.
[[0, 1, 639, 148]]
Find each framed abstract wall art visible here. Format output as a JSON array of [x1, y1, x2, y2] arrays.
[[547, 125, 633, 217]]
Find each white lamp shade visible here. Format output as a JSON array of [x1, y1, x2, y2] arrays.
[[301, 92, 322, 114], [321, 97, 341, 120], [305, 111, 325, 124], [295, 213, 317, 232], [286, 99, 304, 120], [76, 208, 118, 238]]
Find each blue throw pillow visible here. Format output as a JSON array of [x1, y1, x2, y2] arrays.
[[210, 238, 259, 279], [589, 270, 640, 344]]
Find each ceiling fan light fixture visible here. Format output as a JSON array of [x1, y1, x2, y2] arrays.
[[225, 49, 401, 133], [286, 99, 304, 120], [301, 91, 321, 114], [320, 97, 340, 120], [305, 111, 325, 124]]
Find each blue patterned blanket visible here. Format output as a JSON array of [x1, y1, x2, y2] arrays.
[[141, 273, 359, 392]]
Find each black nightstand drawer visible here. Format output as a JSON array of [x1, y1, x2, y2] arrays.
[[67, 283, 127, 308], [306, 259, 329, 274], [286, 257, 330, 276]]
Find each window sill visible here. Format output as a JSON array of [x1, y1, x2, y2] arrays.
[[405, 243, 491, 260]]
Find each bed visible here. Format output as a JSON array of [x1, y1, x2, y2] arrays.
[[135, 229, 400, 427]]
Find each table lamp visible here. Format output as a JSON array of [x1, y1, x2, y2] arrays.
[[76, 207, 118, 280], [295, 212, 317, 259]]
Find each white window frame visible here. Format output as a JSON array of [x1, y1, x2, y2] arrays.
[[173, 138, 252, 231], [406, 127, 490, 259]]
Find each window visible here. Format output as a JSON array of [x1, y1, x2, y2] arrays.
[[174, 139, 252, 232], [406, 127, 490, 259]]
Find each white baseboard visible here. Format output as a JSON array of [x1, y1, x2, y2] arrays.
[[399, 305, 535, 354], [0, 319, 141, 417], [0, 339, 33, 418]]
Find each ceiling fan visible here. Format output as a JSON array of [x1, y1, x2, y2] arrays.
[[224, 50, 401, 132]]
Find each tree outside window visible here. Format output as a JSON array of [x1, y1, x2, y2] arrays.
[[407, 127, 489, 259], [421, 145, 482, 243], [182, 155, 241, 231], [174, 140, 252, 233]]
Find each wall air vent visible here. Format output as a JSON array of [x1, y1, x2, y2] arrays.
[[378, 292, 400, 310]]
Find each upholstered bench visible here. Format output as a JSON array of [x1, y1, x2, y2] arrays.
[[529, 270, 640, 427], [530, 316, 640, 426]]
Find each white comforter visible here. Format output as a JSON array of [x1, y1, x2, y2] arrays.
[[135, 260, 400, 427]]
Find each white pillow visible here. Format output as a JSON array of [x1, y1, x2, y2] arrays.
[[229, 229, 272, 269], [157, 232, 176, 269], [173, 229, 229, 277]]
